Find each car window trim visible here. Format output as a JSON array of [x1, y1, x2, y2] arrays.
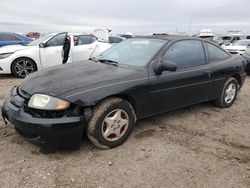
[[160, 63, 211, 77], [156, 39, 208, 70]]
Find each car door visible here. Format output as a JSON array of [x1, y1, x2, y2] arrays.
[[39, 32, 67, 68], [203, 41, 233, 100], [71, 35, 98, 62], [148, 39, 213, 115]]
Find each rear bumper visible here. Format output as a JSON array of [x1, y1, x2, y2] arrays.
[[1, 87, 86, 149]]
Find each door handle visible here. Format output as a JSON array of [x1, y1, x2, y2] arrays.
[[204, 70, 212, 78]]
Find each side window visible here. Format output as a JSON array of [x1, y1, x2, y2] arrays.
[[204, 42, 230, 62], [163, 40, 206, 69], [0, 34, 21, 41], [46, 33, 66, 47], [77, 36, 93, 45]]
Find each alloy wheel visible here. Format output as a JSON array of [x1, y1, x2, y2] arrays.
[[224, 83, 237, 104], [101, 109, 129, 142], [14, 59, 35, 77]]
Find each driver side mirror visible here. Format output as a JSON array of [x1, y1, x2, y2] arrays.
[[154, 59, 177, 75], [39, 43, 45, 48]]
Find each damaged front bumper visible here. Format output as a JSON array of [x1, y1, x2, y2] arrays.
[[1, 87, 87, 149]]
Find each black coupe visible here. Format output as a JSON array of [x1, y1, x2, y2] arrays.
[[1, 36, 247, 149]]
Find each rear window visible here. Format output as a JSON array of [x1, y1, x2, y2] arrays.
[[204, 42, 230, 62]]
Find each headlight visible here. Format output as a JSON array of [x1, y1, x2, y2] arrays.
[[0, 53, 14, 59], [28, 94, 70, 110]]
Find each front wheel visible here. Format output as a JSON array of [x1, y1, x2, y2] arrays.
[[11, 58, 37, 78], [214, 77, 238, 108], [86, 98, 136, 149]]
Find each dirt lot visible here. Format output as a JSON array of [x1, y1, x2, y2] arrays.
[[0, 75, 250, 188]]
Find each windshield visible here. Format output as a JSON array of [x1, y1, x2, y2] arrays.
[[233, 40, 250, 46], [98, 38, 167, 66], [27, 34, 53, 46]]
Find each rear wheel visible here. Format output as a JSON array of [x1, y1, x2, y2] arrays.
[[86, 98, 136, 149], [214, 77, 238, 108], [11, 58, 37, 78]]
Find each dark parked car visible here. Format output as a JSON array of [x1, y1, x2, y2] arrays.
[[1, 36, 247, 150], [0, 32, 32, 47], [243, 46, 250, 75]]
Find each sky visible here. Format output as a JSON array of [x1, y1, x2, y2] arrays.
[[1, 0, 250, 35]]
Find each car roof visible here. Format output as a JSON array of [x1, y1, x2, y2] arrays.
[[0, 32, 32, 40], [134, 35, 199, 41], [0, 32, 21, 35]]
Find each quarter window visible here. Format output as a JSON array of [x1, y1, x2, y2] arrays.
[[76, 36, 96, 45], [204, 42, 230, 62], [163, 40, 206, 69], [0, 34, 22, 41]]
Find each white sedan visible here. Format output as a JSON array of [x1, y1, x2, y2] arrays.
[[0, 32, 112, 77], [223, 39, 250, 55]]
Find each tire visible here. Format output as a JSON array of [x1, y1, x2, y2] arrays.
[[86, 98, 136, 149], [214, 77, 238, 108], [11, 58, 37, 78]]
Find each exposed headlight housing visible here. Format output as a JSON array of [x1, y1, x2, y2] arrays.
[[28, 94, 70, 110], [0, 52, 14, 59]]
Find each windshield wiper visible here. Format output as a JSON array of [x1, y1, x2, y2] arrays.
[[98, 59, 119, 66], [89, 57, 100, 63]]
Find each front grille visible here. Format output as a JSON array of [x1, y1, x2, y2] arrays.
[[23, 105, 77, 118]]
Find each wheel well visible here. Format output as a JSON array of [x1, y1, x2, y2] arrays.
[[231, 74, 242, 88], [99, 94, 137, 115], [11, 57, 37, 74]]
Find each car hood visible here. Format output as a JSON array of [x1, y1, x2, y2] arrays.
[[0, 45, 32, 53], [19, 61, 142, 100]]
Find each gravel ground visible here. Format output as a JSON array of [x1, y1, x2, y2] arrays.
[[0, 75, 250, 188]]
